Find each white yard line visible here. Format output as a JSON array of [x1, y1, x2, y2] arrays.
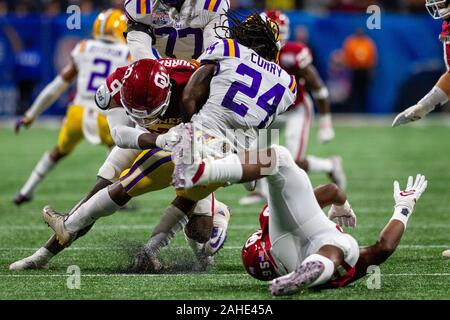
[[0, 224, 448, 231], [0, 245, 448, 251], [0, 273, 448, 278]]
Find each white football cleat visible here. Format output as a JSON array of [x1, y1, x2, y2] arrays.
[[269, 261, 325, 296], [204, 204, 232, 256], [42, 206, 76, 247], [442, 249, 450, 258], [9, 248, 52, 271], [172, 123, 213, 189], [329, 156, 347, 191]]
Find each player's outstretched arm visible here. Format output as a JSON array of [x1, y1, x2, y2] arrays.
[[15, 61, 77, 134], [392, 73, 450, 127], [354, 175, 428, 278], [298, 64, 334, 144], [314, 184, 356, 228]]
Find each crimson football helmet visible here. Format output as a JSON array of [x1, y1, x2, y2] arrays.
[[426, 0, 450, 19], [120, 59, 172, 128], [263, 10, 290, 44], [241, 230, 278, 281]]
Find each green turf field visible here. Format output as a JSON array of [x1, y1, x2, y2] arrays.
[[0, 120, 449, 300]]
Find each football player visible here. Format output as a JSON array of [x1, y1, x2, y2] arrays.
[[12, 12, 295, 272], [13, 9, 130, 206], [171, 142, 427, 295], [239, 10, 346, 206], [10, 58, 230, 271], [393, 0, 450, 127], [124, 0, 230, 61], [392, 0, 450, 259]]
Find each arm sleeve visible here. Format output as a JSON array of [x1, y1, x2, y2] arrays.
[[126, 30, 156, 62], [107, 108, 145, 150], [25, 75, 71, 119]]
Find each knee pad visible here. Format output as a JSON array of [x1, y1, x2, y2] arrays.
[[192, 194, 214, 217], [97, 147, 138, 182], [269, 144, 296, 174]]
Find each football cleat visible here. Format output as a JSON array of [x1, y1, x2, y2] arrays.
[[172, 123, 213, 189], [442, 249, 450, 258], [131, 249, 163, 273], [9, 255, 49, 271], [269, 261, 325, 296], [42, 206, 76, 247], [329, 156, 347, 191], [13, 193, 32, 206], [204, 205, 232, 256]]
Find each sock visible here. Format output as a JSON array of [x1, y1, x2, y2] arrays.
[[31, 247, 54, 264], [65, 188, 120, 233], [301, 254, 335, 288], [390, 205, 412, 227], [145, 205, 188, 255], [207, 153, 243, 184], [306, 155, 333, 173], [20, 152, 56, 197]]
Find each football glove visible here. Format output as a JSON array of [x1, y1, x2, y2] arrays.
[[392, 103, 433, 127], [393, 174, 428, 212], [155, 126, 182, 151], [328, 201, 356, 228]]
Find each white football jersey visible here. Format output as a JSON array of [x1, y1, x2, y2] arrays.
[[71, 39, 130, 111], [127, 0, 230, 60], [192, 39, 297, 151]]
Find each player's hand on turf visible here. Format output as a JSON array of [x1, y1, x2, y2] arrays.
[[318, 114, 335, 144], [393, 174, 428, 211], [392, 103, 432, 127], [155, 126, 181, 151], [328, 201, 356, 228], [14, 116, 33, 134]]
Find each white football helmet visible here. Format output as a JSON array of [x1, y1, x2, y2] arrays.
[[426, 0, 450, 19]]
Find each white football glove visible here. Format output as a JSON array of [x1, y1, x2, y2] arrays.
[[328, 201, 356, 228], [393, 174, 428, 212], [155, 126, 182, 151], [318, 114, 335, 144], [392, 103, 433, 128]]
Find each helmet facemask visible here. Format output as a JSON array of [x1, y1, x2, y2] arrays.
[[121, 85, 172, 128], [426, 0, 450, 19]]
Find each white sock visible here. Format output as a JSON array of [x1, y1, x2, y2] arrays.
[[145, 205, 188, 255], [207, 154, 243, 184], [302, 254, 335, 288], [20, 152, 56, 197], [32, 247, 54, 264], [65, 188, 120, 233], [306, 155, 333, 173]]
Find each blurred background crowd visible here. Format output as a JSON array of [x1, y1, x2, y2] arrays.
[[0, 1, 444, 117], [0, 0, 430, 15]]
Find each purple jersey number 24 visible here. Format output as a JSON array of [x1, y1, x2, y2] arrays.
[[221, 63, 286, 129], [87, 58, 112, 92]]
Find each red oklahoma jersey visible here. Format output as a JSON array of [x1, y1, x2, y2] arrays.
[[105, 58, 197, 133], [279, 41, 314, 105]]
